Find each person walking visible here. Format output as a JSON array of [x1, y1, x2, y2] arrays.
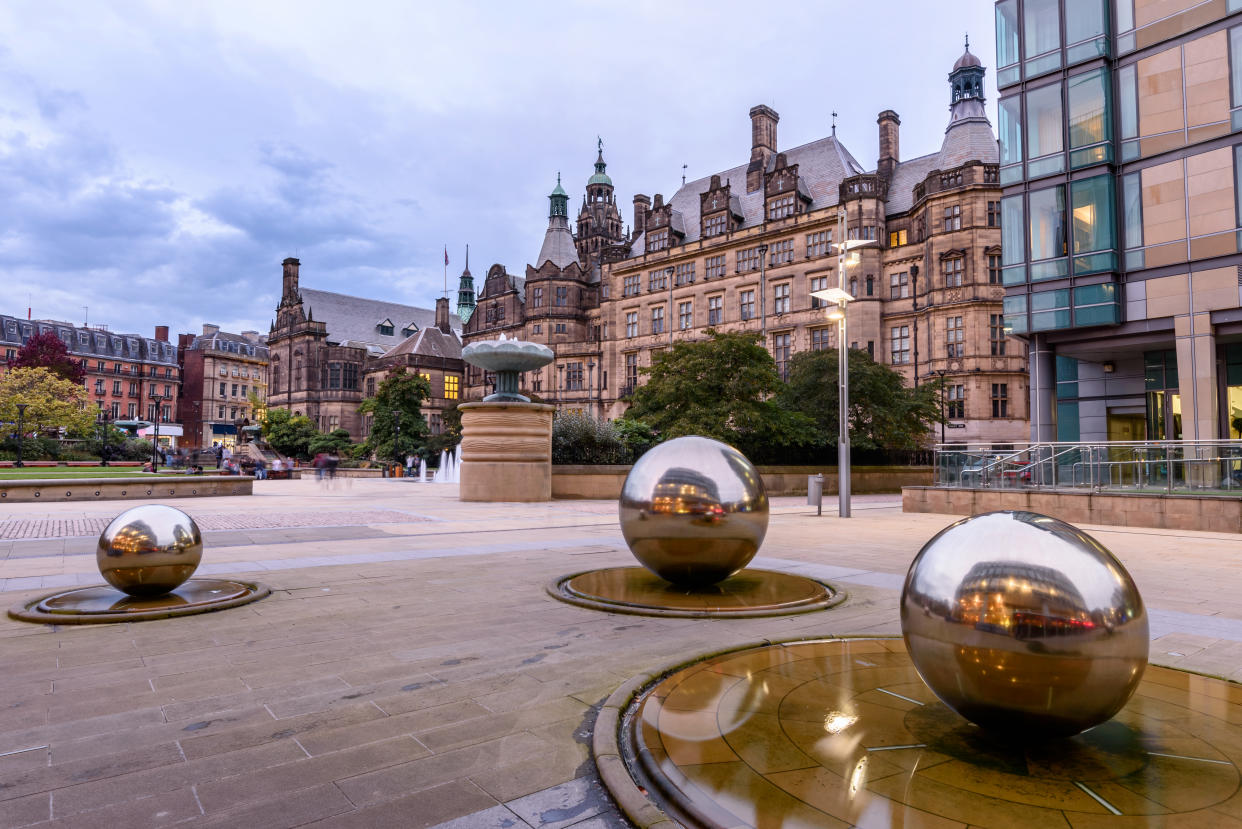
[[214, 443, 222, 469]]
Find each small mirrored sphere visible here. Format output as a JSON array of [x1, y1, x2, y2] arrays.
[[96, 505, 203, 597], [901, 511, 1148, 737], [619, 436, 768, 586]]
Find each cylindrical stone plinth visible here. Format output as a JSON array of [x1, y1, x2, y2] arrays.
[[459, 401, 554, 502]]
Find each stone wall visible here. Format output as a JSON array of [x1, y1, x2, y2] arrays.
[[902, 486, 1242, 533], [552, 465, 933, 500], [0, 476, 253, 503]]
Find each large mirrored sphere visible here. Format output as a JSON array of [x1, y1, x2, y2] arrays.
[[619, 436, 768, 586], [901, 511, 1148, 737], [96, 505, 203, 597]]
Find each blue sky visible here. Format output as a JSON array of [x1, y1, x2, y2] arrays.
[[0, 1, 997, 339]]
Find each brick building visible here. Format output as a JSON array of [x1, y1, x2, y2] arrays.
[[1, 314, 180, 438], [177, 326, 270, 449], [266, 258, 464, 439], [463, 47, 1028, 445]]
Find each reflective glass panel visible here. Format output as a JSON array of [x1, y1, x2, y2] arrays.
[[1068, 69, 1110, 150], [1067, 0, 1106, 44], [996, 0, 1020, 68], [1027, 82, 1064, 159], [1029, 185, 1067, 261], [1071, 175, 1115, 255], [1002, 195, 1026, 265], [1123, 172, 1143, 249], [999, 96, 1023, 164], [1233, 26, 1242, 108], [1118, 65, 1138, 139], [1024, 0, 1061, 57]]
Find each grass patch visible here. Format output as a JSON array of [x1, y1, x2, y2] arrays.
[[0, 468, 183, 480]]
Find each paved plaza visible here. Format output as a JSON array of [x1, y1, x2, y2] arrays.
[[1, 480, 1241, 827]]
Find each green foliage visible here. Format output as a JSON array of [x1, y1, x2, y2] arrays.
[[613, 417, 656, 460], [263, 408, 319, 460], [359, 368, 430, 462], [119, 438, 154, 461], [552, 412, 629, 465], [82, 423, 127, 463], [624, 329, 815, 462], [777, 348, 942, 451], [0, 434, 61, 460], [423, 403, 461, 458], [0, 367, 95, 436], [308, 428, 352, 456]]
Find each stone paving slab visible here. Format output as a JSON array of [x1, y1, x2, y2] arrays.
[[0, 480, 1241, 826]]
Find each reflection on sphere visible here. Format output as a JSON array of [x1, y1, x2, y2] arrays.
[[96, 505, 203, 597], [900, 510, 1148, 737], [619, 436, 768, 586]]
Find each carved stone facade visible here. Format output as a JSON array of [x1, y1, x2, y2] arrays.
[[267, 258, 464, 440], [462, 47, 1028, 445]]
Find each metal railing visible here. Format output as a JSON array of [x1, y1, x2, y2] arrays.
[[934, 439, 1242, 495]]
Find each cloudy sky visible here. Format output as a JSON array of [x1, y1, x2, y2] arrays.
[[0, 1, 997, 339]]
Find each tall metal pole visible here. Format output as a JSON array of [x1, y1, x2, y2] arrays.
[[14, 403, 27, 468], [758, 244, 769, 337], [151, 397, 161, 470], [392, 409, 401, 472], [836, 208, 850, 518]]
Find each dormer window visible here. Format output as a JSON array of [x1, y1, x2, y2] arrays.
[[401, 325, 417, 338], [377, 319, 394, 336], [767, 195, 795, 221]]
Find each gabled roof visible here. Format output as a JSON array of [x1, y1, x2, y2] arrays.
[[300, 288, 460, 351], [629, 133, 866, 254], [382, 325, 462, 361]]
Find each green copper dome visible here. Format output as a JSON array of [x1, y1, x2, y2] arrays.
[[550, 172, 567, 197], [588, 139, 612, 187]]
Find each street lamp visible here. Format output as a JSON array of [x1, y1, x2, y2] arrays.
[[587, 360, 596, 417], [809, 209, 876, 519], [758, 244, 769, 337], [935, 368, 948, 445], [391, 409, 401, 473], [96, 408, 112, 467], [149, 395, 162, 470], [14, 403, 28, 468]]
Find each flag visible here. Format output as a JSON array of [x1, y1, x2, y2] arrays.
[[444, 247, 449, 267]]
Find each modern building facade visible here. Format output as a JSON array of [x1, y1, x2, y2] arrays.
[[1, 314, 180, 432], [267, 258, 464, 438], [996, 0, 1242, 443], [177, 326, 269, 449], [463, 47, 1028, 445]]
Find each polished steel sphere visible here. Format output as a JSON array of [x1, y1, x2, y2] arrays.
[[97, 505, 203, 597], [901, 511, 1148, 737], [619, 436, 768, 586]]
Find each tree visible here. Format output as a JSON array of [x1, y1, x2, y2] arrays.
[[359, 368, 430, 462], [308, 428, 353, 456], [423, 402, 461, 458], [262, 408, 318, 459], [0, 367, 95, 437], [622, 329, 815, 461], [777, 348, 942, 451], [7, 330, 86, 384]]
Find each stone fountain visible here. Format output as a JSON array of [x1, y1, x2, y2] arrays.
[[459, 334, 555, 501]]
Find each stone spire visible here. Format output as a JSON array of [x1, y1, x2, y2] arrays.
[[576, 139, 625, 268], [537, 174, 579, 269], [939, 36, 997, 169], [456, 245, 476, 325]]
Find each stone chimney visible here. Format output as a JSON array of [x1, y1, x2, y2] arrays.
[[281, 257, 301, 305], [435, 297, 452, 333], [633, 194, 650, 236], [202, 323, 220, 336], [877, 110, 900, 182], [240, 330, 261, 343], [154, 325, 169, 342], [747, 105, 779, 192]]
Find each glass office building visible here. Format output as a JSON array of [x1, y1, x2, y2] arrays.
[[997, 0, 1242, 442]]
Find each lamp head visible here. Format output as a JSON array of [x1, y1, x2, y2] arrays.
[[811, 288, 855, 305]]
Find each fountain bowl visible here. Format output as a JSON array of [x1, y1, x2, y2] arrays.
[[462, 336, 554, 402]]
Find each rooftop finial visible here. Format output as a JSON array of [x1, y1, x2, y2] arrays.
[[597, 135, 602, 154], [965, 32, 970, 51], [831, 110, 838, 134]]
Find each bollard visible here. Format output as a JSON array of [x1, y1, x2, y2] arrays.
[[807, 473, 823, 516]]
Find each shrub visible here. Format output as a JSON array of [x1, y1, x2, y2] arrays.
[[552, 412, 629, 465]]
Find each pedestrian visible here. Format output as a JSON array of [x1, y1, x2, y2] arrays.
[[326, 451, 339, 483], [214, 443, 222, 469], [254, 457, 267, 480], [405, 454, 415, 478], [313, 452, 326, 482]]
